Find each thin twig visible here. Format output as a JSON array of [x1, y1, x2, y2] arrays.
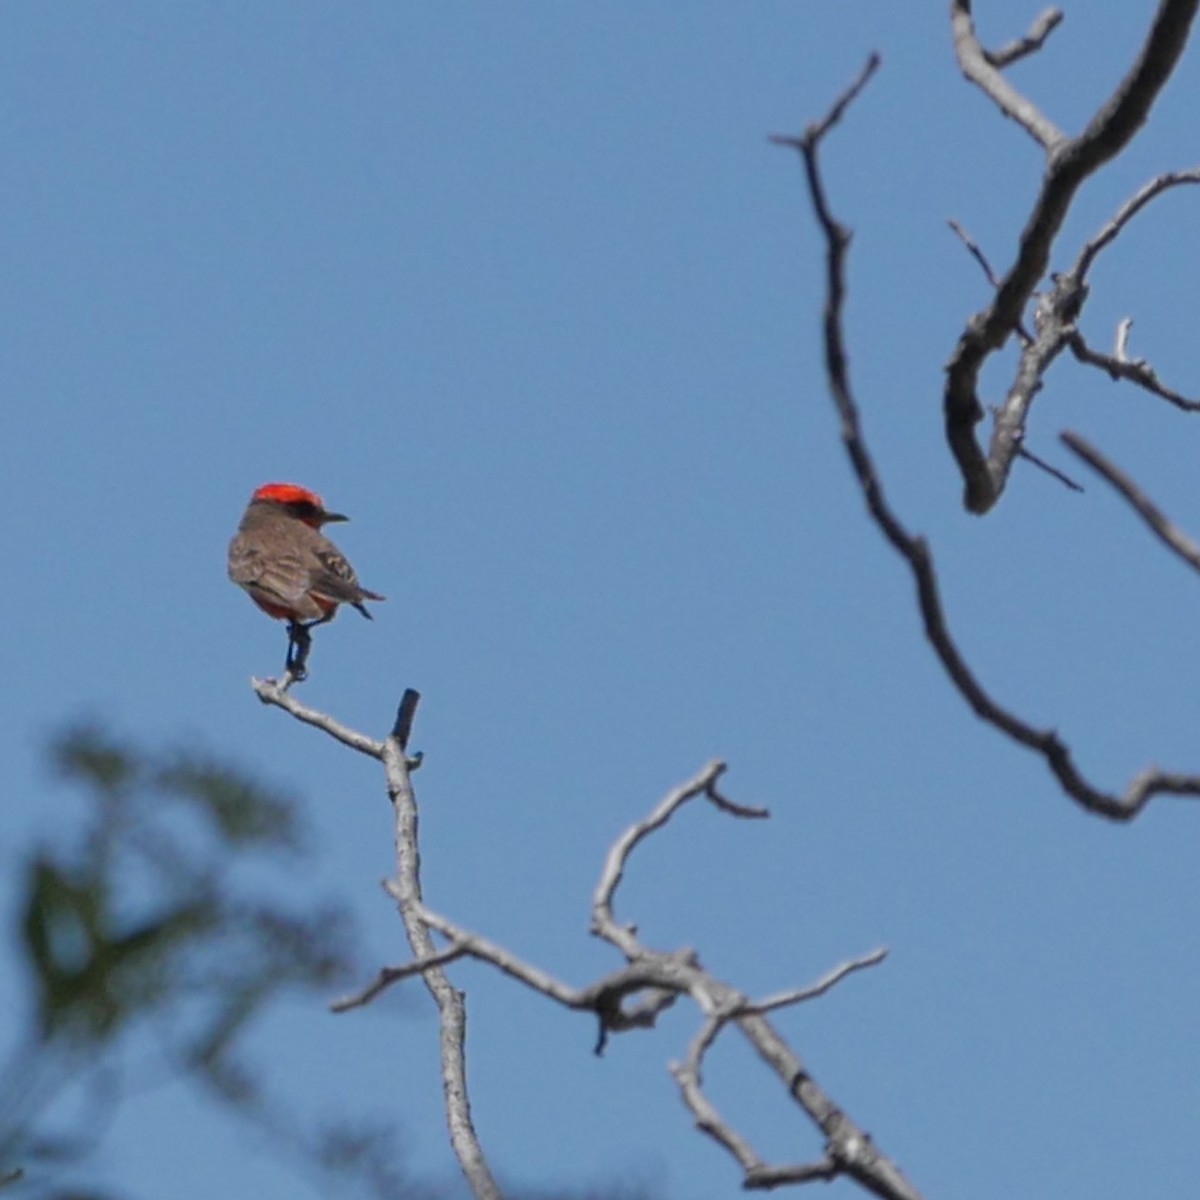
[[412, 900, 588, 1006], [1016, 444, 1084, 493], [1066, 330, 1200, 411], [947, 219, 1033, 344], [1060, 431, 1200, 575], [331, 942, 471, 1013], [742, 948, 888, 1016], [670, 1016, 767, 1174], [769, 53, 880, 152], [947, 218, 1001, 288], [392, 688, 421, 750], [590, 760, 767, 958], [984, 7, 1065, 68], [1073, 166, 1200, 279], [252, 678, 385, 758]]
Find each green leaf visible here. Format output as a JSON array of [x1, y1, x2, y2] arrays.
[[152, 757, 303, 852], [48, 727, 136, 794]]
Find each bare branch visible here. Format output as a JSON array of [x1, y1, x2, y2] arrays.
[[251, 680, 500, 1200], [668, 976, 887, 1193], [1054, 163, 1200, 414], [670, 1016, 770, 1177], [984, 7, 1065, 67], [1066, 330, 1200, 411], [1074, 1, 1198, 178], [735, 1007, 923, 1199], [776, 55, 1200, 822], [950, 2, 1065, 148], [1073, 166, 1200, 279], [947, 219, 1034, 345], [670, 943, 890, 1183], [770, 54, 880, 153], [381, 736, 502, 1200], [252, 677, 385, 758], [706, 778, 771, 820], [1015, 444, 1084, 493], [392, 687, 421, 750], [744, 948, 888, 1016], [250, 606, 903, 1195], [363, 755, 904, 1194], [590, 759, 768, 957], [411, 899, 589, 1007], [743, 1160, 841, 1189], [806, 50, 881, 141], [944, 0, 1199, 512], [947, 218, 1001, 290], [331, 942, 471, 1013], [1060, 431, 1200, 576]]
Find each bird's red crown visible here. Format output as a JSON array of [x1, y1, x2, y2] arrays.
[[251, 482, 325, 508]]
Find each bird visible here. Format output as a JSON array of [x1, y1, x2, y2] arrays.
[[227, 482, 385, 682]]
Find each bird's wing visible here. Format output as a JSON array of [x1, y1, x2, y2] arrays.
[[229, 540, 319, 610], [308, 547, 386, 606]]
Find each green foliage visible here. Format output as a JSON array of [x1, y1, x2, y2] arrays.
[[152, 756, 303, 851], [0, 726, 397, 1200]]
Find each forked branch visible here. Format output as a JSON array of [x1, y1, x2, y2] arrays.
[[774, 56, 1200, 820], [943, 0, 1199, 512], [253, 683, 501, 1200], [255, 679, 903, 1195]]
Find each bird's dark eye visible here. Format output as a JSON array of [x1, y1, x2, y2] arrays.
[[288, 500, 321, 520]]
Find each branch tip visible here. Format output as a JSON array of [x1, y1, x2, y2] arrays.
[[769, 52, 881, 155], [984, 7, 1064, 67], [1061, 430, 1200, 577], [392, 687, 421, 749]]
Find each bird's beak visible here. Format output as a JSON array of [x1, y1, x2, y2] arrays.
[[321, 510, 350, 524]]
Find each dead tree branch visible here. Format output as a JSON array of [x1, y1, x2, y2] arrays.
[[1060, 167, 1200, 410], [331, 942, 471, 1014], [1072, 166, 1200, 278], [1060, 431, 1200, 575], [773, 55, 1200, 821], [984, 7, 1064, 68], [340, 752, 901, 1196], [947, 219, 1004, 297], [950, 3, 1065, 147], [256, 674, 904, 1195], [1015, 443, 1083, 493], [943, 0, 1199, 512], [253, 683, 501, 1200], [252, 676, 385, 757], [590, 759, 768, 960], [381, 732, 499, 1199], [1065, 329, 1200, 411]]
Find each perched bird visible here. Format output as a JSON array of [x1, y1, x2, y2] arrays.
[[227, 482, 385, 681]]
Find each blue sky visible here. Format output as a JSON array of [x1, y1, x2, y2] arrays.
[[6, 4, 1200, 1198]]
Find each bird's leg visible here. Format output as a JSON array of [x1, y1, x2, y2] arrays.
[[284, 620, 313, 685], [282, 612, 337, 687]]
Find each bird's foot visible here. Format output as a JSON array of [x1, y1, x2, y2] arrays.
[[284, 621, 314, 683]]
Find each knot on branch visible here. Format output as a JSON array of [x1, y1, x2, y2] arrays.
[[826, 1116, 874, 1169]]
